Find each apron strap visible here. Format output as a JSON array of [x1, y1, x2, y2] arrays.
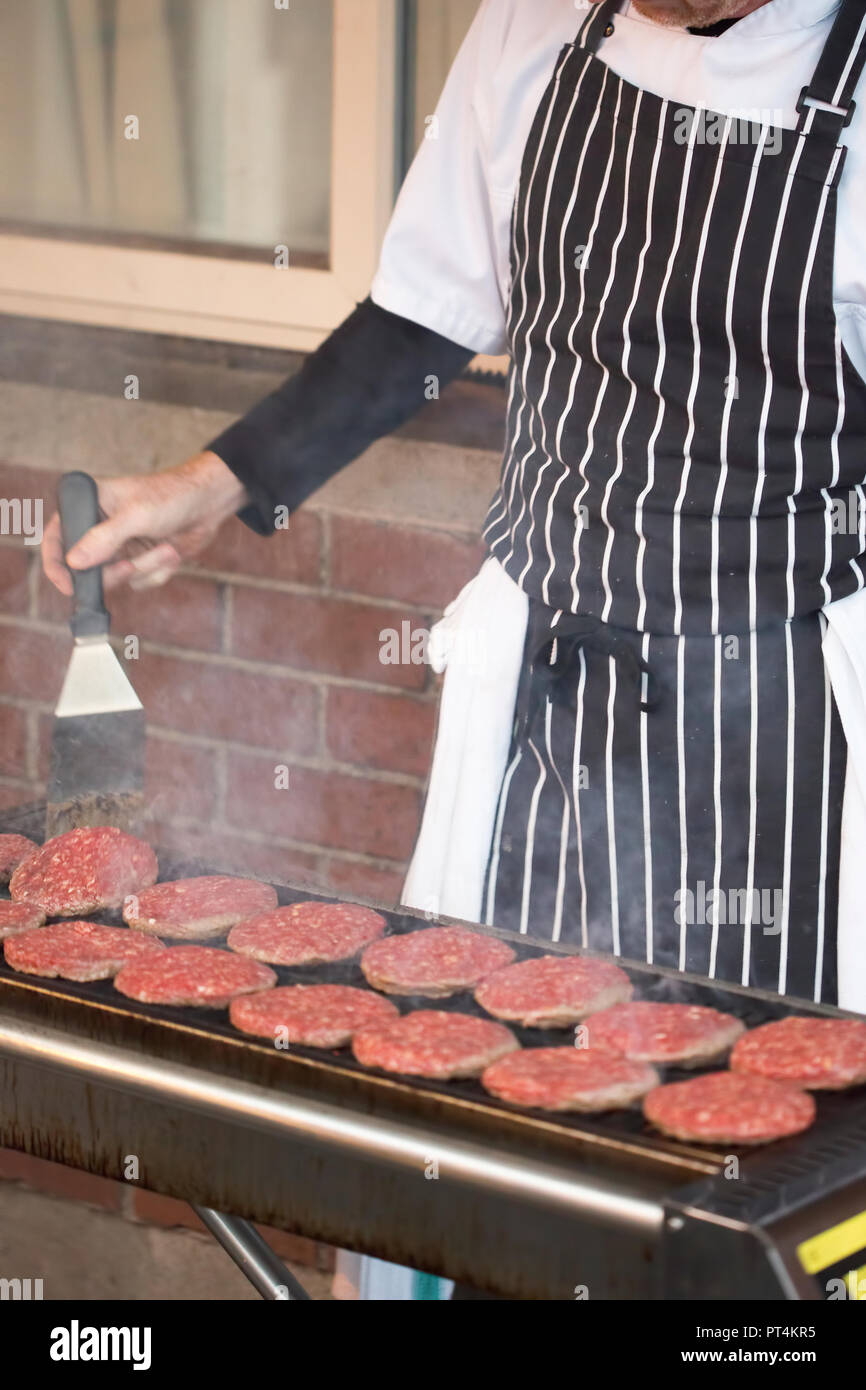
[[576, 0, 622, 53], [796, 0, 866, 140]]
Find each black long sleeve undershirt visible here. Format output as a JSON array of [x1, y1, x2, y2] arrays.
[[206, 297, 475, 535]]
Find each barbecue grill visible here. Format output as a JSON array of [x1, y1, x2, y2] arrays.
[[1, 803, 865, 1301]]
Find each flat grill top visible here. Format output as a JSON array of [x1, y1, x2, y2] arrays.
[[2, 834, 865, 1186]]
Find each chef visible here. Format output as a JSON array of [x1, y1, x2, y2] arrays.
[[43, 0, 866, 1005]]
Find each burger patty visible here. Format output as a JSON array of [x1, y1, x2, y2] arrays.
[[123, 875, 278, 940], [482, 1045, 659, 1112], [730, 1016, 866, 1090], [643, 1071, 816, 1145], [228, 901, 386, 965], [0, 901, 46, 939], [0, 834, 38, 885], [230, 983, 399, 1049], [4, 920, 164, 982], [474, 954, 633, 1027], [360, 927, 515, 998], [351, 1009, 518, 1079], [10, 826, 158, 916], [114, 945, 277, 1008], [585, 1001, 745, 1066]]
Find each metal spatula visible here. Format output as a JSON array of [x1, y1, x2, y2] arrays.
[[46, 471, 145, 839]]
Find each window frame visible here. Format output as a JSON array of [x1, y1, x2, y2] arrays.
[[0, 0, 399, 352]]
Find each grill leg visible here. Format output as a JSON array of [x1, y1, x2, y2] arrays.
[[191, 1205, 312, 1301]]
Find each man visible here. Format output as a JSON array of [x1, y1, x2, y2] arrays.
[[44, 0, 866, 1016]]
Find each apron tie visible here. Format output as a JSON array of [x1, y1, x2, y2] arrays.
[[524, 613, 659, 733]]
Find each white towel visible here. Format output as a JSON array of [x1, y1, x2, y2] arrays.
[[402, 556, 529, 924]]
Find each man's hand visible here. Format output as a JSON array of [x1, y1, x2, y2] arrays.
[[41, 452, 248, 595]]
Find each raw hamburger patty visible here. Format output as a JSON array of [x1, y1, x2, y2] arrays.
[[585, 1002, 745, 1066], [4, 920, 164, 982], [474, 954, 633, 1027], [114, 945, 276, 1008], [10, 826, 158, 916], [352, 1010, 518, 1079], [482, 1046, 658, 1112], [643, 1071, 816, 1145], [730, 1016, 866, 1090], [0, 834, 38, 885], [230, 984, 399, 1049], [228, 901, 386, 965], [0, 901, 47, 939], [123, 876, 278, 941], [360, 927, 516, 998]]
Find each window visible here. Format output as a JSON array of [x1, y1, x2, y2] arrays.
[[0, 0, 402, 350], [0, 0, 487, 354], [1, 0, 333, 261]]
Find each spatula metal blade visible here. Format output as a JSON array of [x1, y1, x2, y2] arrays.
[[46, 472, 147, 837]]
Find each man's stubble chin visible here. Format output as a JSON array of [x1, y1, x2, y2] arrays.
[[626, 0, 766, 28]]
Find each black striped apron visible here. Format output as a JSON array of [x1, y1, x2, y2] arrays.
[[481, 0, 866, 1004]]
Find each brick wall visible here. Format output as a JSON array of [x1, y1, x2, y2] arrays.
[[0, 458, 486, 906]]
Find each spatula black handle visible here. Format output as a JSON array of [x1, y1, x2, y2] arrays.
[[58, 471, 110, 639]]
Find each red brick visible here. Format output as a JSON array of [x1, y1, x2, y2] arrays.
[[225, 751, 422, 861], [0, 703, 29, 778], [131, 1188, 205, 1232], [146, 819, 321, 886], [38, 570, 224, 653], [144, 737, 220, 822], [0, 544, 32, 617], [255, 1224, 325, 1269], [198, 511, 322, 586], [0, 462, 60, 511], [0, 625, 67, 703], [35, 574, 66, 625], [321, 857, 405, 909], [230, 588, 428, 691], [0, 1148, 123, 1210], [331, 517, 485, 608], [326, 688, 436, 777], [35, 652, 318, 759], [132, 649, 319, 753]]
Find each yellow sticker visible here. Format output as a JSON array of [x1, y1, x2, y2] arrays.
[[797, 1210, 866, 1275]]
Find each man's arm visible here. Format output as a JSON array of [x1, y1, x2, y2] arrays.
[[41, 300, 473, 593], [207, 298, 474, 536]]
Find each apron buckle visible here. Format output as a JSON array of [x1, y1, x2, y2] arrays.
[[796, 84, 857, 127]]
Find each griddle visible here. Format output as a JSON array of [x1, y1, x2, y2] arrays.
[[1, 804, 865, 1299]]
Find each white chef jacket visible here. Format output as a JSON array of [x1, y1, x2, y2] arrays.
[[372, 0, 866, 380]]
